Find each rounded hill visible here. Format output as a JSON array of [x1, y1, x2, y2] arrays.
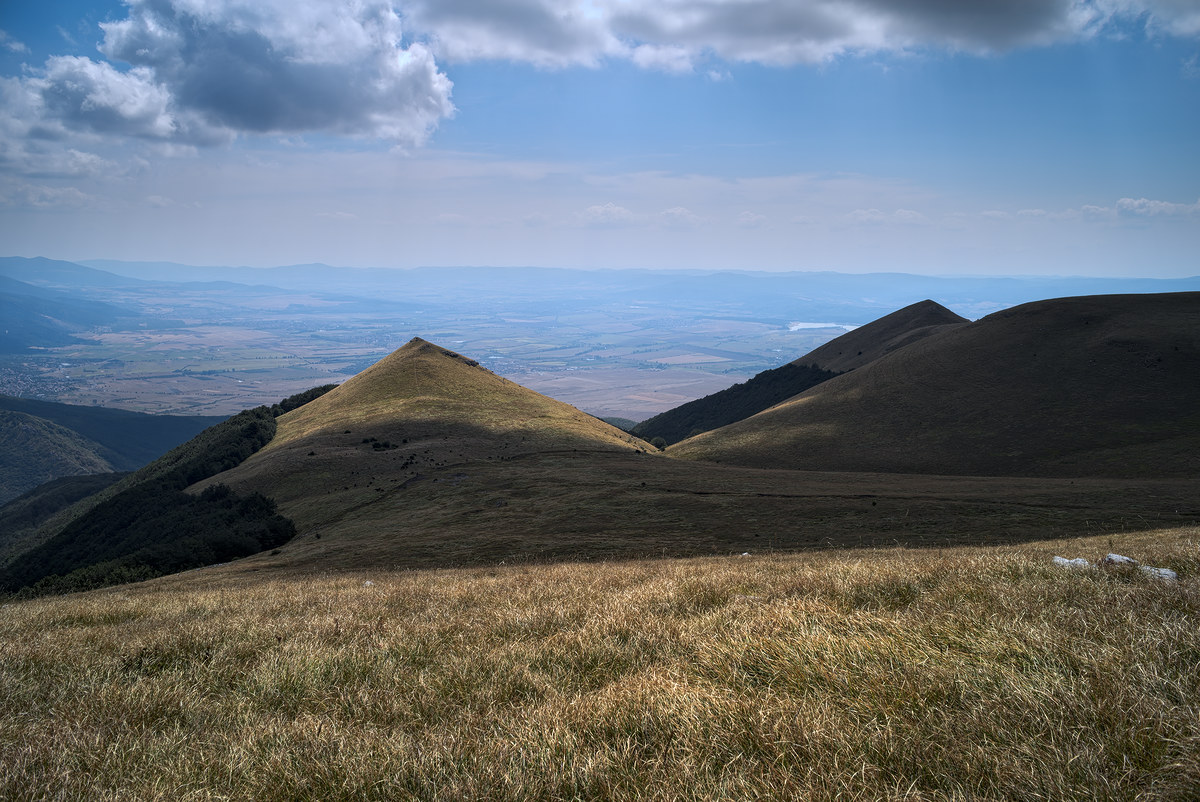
[[670, 293, 1200, 477]]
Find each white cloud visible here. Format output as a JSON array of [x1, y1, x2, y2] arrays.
[[97, 0, 453, 144], [0, 29, 29, 54], [630, 44, 695, 73], [579, 201, 636, 226], [846, 208, 887, 224], [845, 207, 928, 225], [1140, 0, 1200, 36], [38, 57, 180, 140], [659, 205, 701, 228], [1116, 196, 1200, 216], [1184, 53, 1200, 78]]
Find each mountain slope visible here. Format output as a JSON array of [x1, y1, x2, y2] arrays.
[[0, 472, 126, 564], [795, 299, 969, 373], [0, 411, 115, 503], [201, 338, 652, 531], [0, 390, 334, 595], [670, 293, 1200, 478], [0, 396, 225, 471], [631, 363, 838, 446], [631, 300, 966, 445]]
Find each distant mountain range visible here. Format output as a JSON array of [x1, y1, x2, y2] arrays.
[[2, 290, 1197, 597]]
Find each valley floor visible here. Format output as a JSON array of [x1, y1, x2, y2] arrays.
[[3, 527, 1197, 801]]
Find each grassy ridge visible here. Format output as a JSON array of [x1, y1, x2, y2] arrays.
[[632, 362, 838, 445], [1, 527, 1196, 800]]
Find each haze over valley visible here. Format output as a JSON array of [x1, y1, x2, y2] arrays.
[[4, 256, 1195, 422]]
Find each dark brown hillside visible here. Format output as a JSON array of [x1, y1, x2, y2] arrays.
[[670, 293, 1200, 478], [632, 300, 964, 445], [796, 299, 969, 373], [0, 411, 115, 504]]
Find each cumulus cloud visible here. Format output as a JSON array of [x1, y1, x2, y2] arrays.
[[99, 0, 453, 143], [659, 205, 702, 228], [579, 202, 636, 226], [4, 0, 454, 155], [37, 57, 180, 140], [845, 207, 930, 225], [1116, 196, 1200, 216]]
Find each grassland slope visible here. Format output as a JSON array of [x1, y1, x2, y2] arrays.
[[672, 292, 1200, 477], [2, 527, 1197, 800], [795, 298, 969, 373], [200, 337, 651, 531]]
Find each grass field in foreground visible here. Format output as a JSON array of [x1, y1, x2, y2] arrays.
[[2, 527, 1198, 801]]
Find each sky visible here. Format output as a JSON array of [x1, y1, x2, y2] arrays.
[[0, 0, 1198, 276]]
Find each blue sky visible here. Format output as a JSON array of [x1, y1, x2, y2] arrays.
[[1, 1, 1198, 275]]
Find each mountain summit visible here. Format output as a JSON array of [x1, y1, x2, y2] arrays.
[[796, 299, 969, 373], [200, 337, 650, 531], [266, 337, 647, 454]]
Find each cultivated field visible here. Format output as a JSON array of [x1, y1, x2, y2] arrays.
[[2, 527, 1197, 800]]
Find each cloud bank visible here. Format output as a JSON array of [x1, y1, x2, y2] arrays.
[[410, 0, 1200, 69], [2, 0, 1199, 192]]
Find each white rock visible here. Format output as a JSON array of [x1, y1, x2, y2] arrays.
[[363, 580, 375, 587], [1101, 553, 1139, 567], [1053, 556, 1091, 568], [1140, 566, 1178, 581]]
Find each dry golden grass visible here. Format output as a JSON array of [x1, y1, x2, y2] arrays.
[[3, 527, 1198, 800]]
